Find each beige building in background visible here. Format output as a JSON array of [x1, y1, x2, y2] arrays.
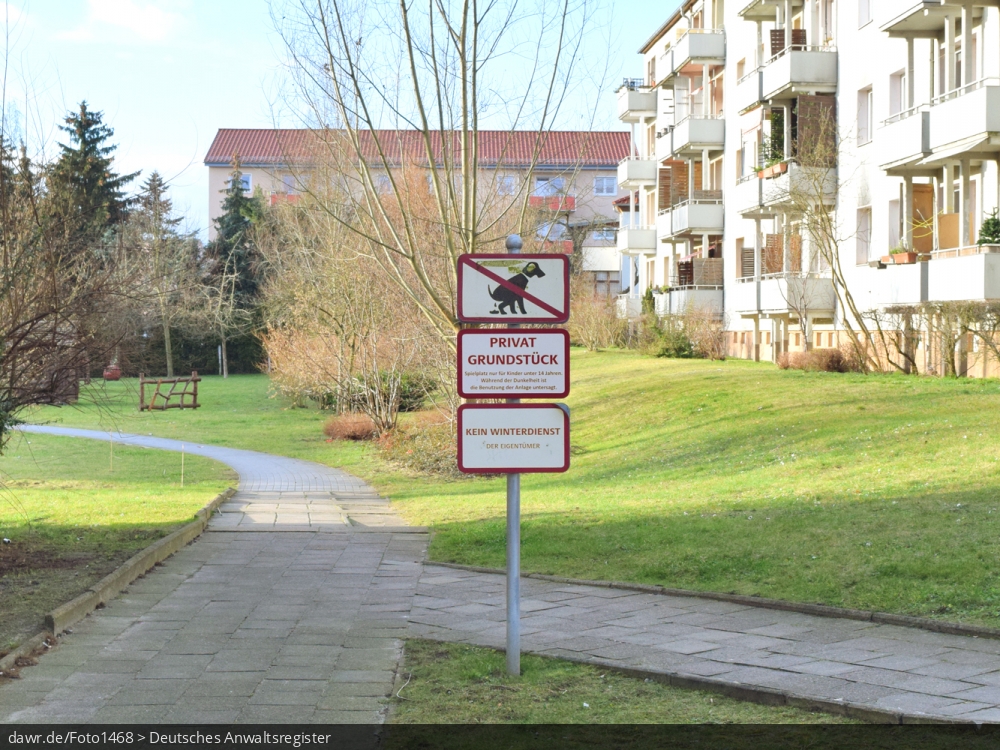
[[204, 128, 631, 296]]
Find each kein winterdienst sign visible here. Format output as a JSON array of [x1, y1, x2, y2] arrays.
[[456, 254, 569, 324], [457, 329, 569, 400], [457, 403, 570, 474]]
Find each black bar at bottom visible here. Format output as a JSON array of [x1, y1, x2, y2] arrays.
[[3, 724, 999, 750]]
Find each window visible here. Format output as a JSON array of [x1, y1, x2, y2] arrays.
[[856, 207, 872, 264], [858, 0, 870, 27], [534, 176, 564, 196], [857, 87, 873, 145], [498, 175, 517, 196], [594, 176, 616, 196], [591, 227, 615, 242], [889, 70, 906, 117], [888, 199, 901, 249], [590, 271, 620, 297], [282, 174, 297, 194], [373, 173, 392, 193], [227, 173, 252, 192], [536, 221, 566, 240], [736, 58, 746, 80]]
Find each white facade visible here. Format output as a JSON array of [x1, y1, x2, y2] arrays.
[[617, 0, 1000, 368]]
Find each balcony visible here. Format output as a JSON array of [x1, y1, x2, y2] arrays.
[[655, 207, 673, 239], [269, 193, 300, 205], [666, 287, 724, 316], [875, 260, 928, 306], [761, 47, 838, 101], [670, 195, 724, 236], [528, 195, 576, 212], [927, 248, 1000, 302], [664, 30, 726, 81], [733, 174, 770, 217], [736, 68, 763, 113], [732, 278, 761, 314], [617, 295, 643, 319], [927, 80, 1000, 159], [761, 162, 837, 208], [617, 82, 657, 123], [739, 0, 804, 22], [878, 109, 929, 171], [617, 226, 657, 256], [655, 128, 674, 162], [880, 1, 985, 37], [670, 116, 725, 158], [759, 273, 836, 313], [617, 157, 657, 188]]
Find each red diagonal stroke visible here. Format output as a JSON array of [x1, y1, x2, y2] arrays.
[[463, 258, 563, 317]]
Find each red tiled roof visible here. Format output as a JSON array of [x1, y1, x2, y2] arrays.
[[204, 128, 630, 169]]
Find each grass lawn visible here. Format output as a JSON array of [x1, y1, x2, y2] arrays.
[[0, 430, 233, 650], [28, 351, 1000, 627], [388, 639, 855, 725]]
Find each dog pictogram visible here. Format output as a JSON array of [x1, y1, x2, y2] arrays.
[[489, 262, 547, 315]]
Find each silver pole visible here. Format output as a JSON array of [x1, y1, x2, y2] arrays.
[[505, 233, 522, 676]]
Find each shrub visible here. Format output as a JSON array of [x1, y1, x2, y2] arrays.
[[323, 412, 377, 441], [569, 293, 627, 351], [377, 411, 459, 477], [648, 327, 696, 359], [778, 347, 862, 373]]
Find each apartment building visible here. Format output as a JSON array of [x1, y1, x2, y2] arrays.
[[204, 128, 630, 296], [618, 0, 1000, 374]]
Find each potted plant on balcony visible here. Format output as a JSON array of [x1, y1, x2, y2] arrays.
[[978, 208, 1000, 250], [882, 246, 916, 265]]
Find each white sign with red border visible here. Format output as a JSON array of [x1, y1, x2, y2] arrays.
[[458, 403, 570, 474], [457, 254, 569, 324], [457, 329, 569, 400]]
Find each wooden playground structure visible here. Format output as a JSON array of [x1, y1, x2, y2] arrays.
[[139, 371, 201, 411]]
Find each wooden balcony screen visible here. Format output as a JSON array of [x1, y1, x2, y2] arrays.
[[741, 245, 755, 278], [770, 28, 807, 57]]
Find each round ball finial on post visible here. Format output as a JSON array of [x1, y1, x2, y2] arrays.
[[505, 234, 523, 254]]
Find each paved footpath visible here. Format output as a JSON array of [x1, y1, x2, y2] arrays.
[[410, 567, 1000, 723], [8, 428, 1000, 724], [1, 427, 427, 724]]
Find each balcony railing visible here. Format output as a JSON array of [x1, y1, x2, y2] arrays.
[[541, 239, 574, 254], [932, 77, 1000, 107], [669, 116, 725, 157], [617, 86, 657, 123], [617, 157, 658, 188], [617, 226, 657, 255], [736, 67, 763, 113], [878, 107, 929, 169], [663, 29, 726, 80], [928, 79, 1000, 154], [761, 45, 838, 101]]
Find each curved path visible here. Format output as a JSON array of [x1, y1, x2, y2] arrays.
[[8, 427, 1000, 724], [2, 426, 427, 724]]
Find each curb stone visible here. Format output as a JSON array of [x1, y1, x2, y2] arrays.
[[430, 561, 1000, 642], [0, 631, 51, 675], [44, 487, 236, 634]]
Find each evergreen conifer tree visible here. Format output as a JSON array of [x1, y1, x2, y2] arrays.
[[208, 158, 262, 301], [48, 101, 138, 238]]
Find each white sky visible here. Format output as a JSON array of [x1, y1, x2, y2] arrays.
[[6, 0, 679, 240]]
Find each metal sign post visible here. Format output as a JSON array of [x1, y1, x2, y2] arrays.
[[505, 233, 522, 677], [455, 234, 570, 677]]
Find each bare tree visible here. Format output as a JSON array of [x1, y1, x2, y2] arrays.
[[271, 0, 611, 350]]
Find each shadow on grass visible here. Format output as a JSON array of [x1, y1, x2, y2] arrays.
[[424, 486, 1000, 627]]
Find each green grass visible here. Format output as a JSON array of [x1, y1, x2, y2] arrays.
[[0, 430, 233, 649], [28, 354, 1000, 627], [389, 639, 855, 725]]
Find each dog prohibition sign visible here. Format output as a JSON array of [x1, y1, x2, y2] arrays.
[[456, 253, 570, 324]]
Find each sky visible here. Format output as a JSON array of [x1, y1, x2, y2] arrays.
[[6, 0, 680, 239]]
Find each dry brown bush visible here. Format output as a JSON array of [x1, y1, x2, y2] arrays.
[[377, 411, 459, 477], [323, 412, 377, 441], [569, 293, 627, 351], [777, 347, 862, 373]]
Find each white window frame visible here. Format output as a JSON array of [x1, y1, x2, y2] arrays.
[[593, 176, 616, 196], [591, 227, 615, 242], [858, 0, 871, 28], [227, 173, 252, 192], [857, 87, 873, 146], [857, 207, 872, 265], [497, 175, 517, 196], [534, 176, 565, 197]]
